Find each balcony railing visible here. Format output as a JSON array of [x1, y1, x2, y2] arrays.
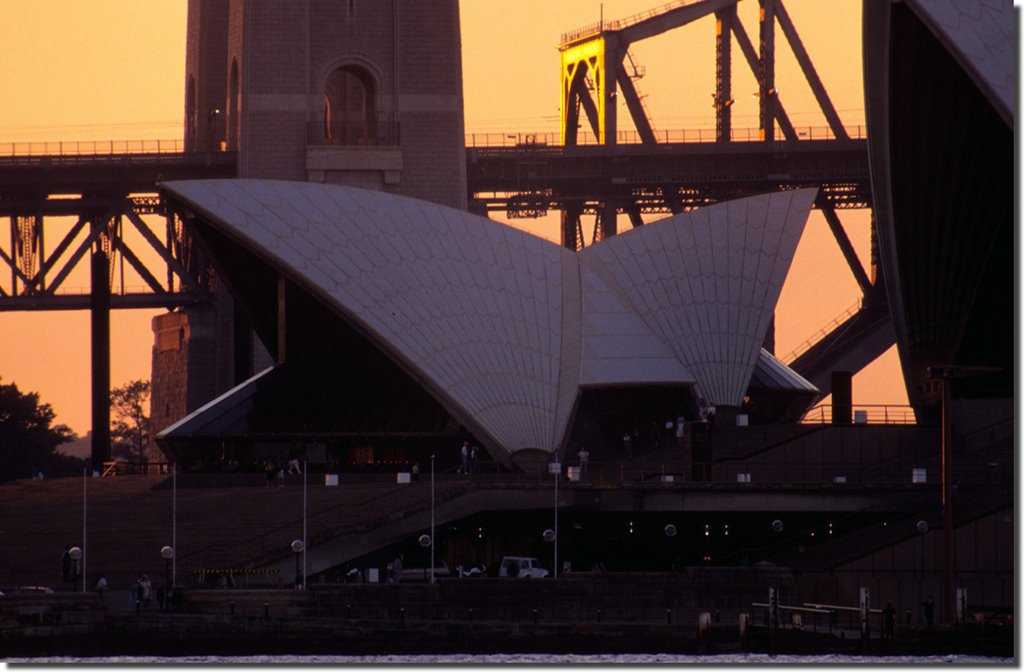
[[307, 116, 400, 148]]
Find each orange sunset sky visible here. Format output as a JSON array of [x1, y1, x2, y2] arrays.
[[0, 1, 907, 437]]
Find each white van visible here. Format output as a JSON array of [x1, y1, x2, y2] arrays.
[[498, 556, 549, 578]]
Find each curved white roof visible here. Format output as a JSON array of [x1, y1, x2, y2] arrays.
[[583, 188, 815, 407], [163, 179, 814, 460], [907, 0, 1014, 123]]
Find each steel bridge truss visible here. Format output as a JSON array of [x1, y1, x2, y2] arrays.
[[0, 196, 211, 311], [559, 0, 848, 148]]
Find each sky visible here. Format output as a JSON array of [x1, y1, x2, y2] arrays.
[[0, 0, 906, 437]]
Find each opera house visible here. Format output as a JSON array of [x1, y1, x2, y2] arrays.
[[156, 181, 819, 470]]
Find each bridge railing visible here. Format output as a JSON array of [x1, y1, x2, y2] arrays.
[[0, 124, 866, 156], [781, 299, 863, 364], [466, 125, 866, 148], [0, 138, 185, 157], [561, 0, 702, 44]]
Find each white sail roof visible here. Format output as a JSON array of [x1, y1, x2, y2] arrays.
[[163, 179, 814, 459], [907, 0, 1014, 123], [581, 188, 815, 408]]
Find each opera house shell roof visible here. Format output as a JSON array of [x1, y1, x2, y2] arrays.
[[863, 0, 1013, 409], [159, 180, 817, 462]]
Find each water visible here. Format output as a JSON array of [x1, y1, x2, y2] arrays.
[[3, 654, 1013, 665]]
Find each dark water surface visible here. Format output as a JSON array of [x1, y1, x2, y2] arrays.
[[4, 653, 1014, 665]]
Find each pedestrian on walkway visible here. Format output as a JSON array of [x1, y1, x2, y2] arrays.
[[883, 602, 896, 638], [922, 595, 935, 630]]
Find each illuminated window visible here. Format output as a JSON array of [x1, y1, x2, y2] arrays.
[[324, 66, 377, 145]]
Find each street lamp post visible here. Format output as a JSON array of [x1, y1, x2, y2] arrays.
[[927, 364, 999, 623], [291, 540, 304, 590], [548, 460, 561, 577], [160, 545, 174, 610], [68, 546, 82, 593]]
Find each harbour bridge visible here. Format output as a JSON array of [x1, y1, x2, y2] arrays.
[[0, 0, 890, 463]]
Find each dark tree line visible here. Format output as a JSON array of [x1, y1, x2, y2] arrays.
[[0, 378, 78, 483]]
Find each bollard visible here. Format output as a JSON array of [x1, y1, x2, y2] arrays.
[[467, 607, 473, 620], [135, 600, 141, 615], [264, 601, 269, 618], [666, 608, 672, 624], [905, 610, 912, 625], [738, 612, 749, 645], [400, 607, 406, 624], [346, 603, 352, 619], [596, 608, 602, 623], [715, 609, 721, 623], [229, 600, 235, 616], [533, 608, 539, 624]]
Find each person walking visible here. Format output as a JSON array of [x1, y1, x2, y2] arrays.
[[138, 574, 153, 608], [922, 595, 935, 630], [61, 545, 71, 583], [882, 602, 896, 638], [95, 575, 109, 604], [577, 447, 589, 480], [460, 441, 469, 475]]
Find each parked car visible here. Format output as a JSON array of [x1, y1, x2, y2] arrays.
[[498, 556, 548, 578]]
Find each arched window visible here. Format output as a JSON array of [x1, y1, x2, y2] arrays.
[[227, 59, 240, 151], [324, 66, 376, 145], [186, 75, 197, 151]]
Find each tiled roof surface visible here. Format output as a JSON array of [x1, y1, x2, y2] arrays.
[[909, 0, 1014, 120]]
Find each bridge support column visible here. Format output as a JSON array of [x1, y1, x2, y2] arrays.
[[715, 6, 735, 142], [90, 246, 111, 468], [561, 203, 583, 251], [758, 0, 776, 142], [599, 202, 617, 240]]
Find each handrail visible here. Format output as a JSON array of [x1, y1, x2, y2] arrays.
[[799, 403, 916, 426], [781, 299, 862, 364]]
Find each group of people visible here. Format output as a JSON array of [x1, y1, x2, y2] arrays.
[[263, 460, 286, 488], [458, 441, 481, 474]]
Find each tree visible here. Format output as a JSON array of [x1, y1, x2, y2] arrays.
[[110, 379, 152, 462], [0, 378, 75, 483]]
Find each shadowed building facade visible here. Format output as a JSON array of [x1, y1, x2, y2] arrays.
[[152, 0, 467, 455]]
